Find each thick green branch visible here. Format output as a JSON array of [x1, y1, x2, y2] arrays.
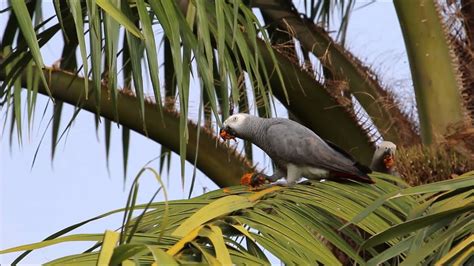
[[1, 66, 252, 187], [394, 0, 466, 144], [253, 0, 419, 146]]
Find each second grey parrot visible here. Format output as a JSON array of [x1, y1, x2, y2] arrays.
[[370, 141, 397, 175], [220, 113, 373, 186]]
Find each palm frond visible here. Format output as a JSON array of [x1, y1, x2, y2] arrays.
[[301, 0, 356, 44], [0, 64, 253, 187], [0, 0, 279, 183], [2, 172, 471, 265]]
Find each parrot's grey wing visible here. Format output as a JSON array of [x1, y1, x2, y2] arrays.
[[325, 139, 372, 174], [324, 139, 356, 161], [264, 122, 369, 176]]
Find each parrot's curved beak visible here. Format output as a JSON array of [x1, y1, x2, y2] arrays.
[[383, 150, 395, 169], [220, 126, 236, 141]]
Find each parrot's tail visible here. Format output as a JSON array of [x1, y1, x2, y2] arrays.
[[354, 162, 375, 184], [330, 162, 375, 184], [330, 172, 375, 184], [351, 173, 375, 184]]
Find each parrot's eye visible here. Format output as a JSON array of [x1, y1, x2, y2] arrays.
[[233, 117, 238, 122]]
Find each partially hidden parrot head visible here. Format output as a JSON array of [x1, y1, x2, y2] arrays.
[[220, 113, 249, 140], [377, 141, 397, 169]]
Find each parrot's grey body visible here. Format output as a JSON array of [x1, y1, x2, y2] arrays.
[[221, 113, 373, 185]]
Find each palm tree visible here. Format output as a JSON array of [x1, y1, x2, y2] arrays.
[[1, 0, 473, 264]]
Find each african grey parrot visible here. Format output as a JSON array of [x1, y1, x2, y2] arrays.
[[220, 113, 373, 186], [370, 141, 398, 176]]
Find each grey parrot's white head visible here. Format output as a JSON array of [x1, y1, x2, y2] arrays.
[[220, 113, 251, 140], [370, 141, 397, 173], [376, 141, 397, 155]]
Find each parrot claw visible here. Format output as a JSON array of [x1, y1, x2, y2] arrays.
[[250, 173, 269, 187], [270, 180, 290, 187], [240, 173, 269, 188], [299, 180, 312, 185]]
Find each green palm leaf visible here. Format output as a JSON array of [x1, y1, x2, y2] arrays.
[[3, 172, 472, 265]]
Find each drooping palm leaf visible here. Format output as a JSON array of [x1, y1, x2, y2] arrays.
[[0, 0, 281, 182], [0, 64, 253, 187], [302, 0, 355, 44], [0, 0, 381, 173]]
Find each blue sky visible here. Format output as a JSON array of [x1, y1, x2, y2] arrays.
[[1, 1, 412, 264]]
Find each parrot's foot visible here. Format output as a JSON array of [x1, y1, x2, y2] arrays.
[[270, 179, 290, 187], [298, 180, 312, 185]]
